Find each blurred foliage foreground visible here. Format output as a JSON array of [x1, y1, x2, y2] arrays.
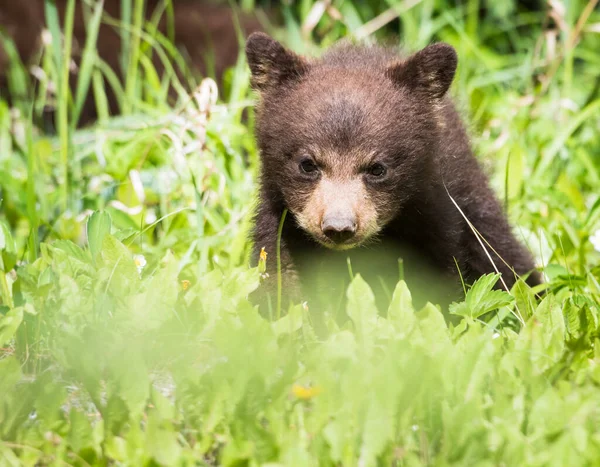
[[2, 0, 600, 465]]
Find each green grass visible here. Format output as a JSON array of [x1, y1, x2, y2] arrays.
[[1, 0, 600, 465]]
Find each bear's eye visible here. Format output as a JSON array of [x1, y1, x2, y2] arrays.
[[368, 163, 386, 177], [299, 158, 319, 174]]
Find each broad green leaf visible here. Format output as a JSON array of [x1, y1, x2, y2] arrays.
[[272, 302, 304, 337], [534, 295, 566, 360], [323, 419, 350, 463], [104, 436, 128, 462], [359, 399, 395, 466], [222, 267, 260, 310], [321, 330, 358, 364], [48, 243, 95, 281], [146, 410, 182, 465], [449, 273, 513, 319], [99, 234, 140, 296], [33, 376, 66, 428], [388, 280, 415, 335], [53, 239, 93, 265], [511, 276, 538, 321], [417, 302, 450, 348], [69, 409, 95, 454], [104, 394, 129, 437], [346, 274, 378, 350], [129, 251, 178, 330], [150, 387, 176, 422], [108, 349, 149, 418]]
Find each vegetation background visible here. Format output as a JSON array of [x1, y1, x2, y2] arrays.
[[1, 0, 600, 465]]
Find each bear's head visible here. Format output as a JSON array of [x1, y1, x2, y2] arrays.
[[246, 33, 457, 250]]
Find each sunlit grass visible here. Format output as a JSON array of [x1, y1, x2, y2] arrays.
[[1, 0, 600, 464]]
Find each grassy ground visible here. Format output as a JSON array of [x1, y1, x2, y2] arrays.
[[1, 0, 600, 465]]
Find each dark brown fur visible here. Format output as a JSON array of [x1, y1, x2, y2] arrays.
[[246, 33, 541, 313]]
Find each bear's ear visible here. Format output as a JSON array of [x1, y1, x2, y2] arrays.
[[386, 43, 457, 100], [246, 32, 309, 92]]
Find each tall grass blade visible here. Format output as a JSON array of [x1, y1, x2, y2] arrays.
[[123, 0, 145, 114], [72, 0, 105, 127]]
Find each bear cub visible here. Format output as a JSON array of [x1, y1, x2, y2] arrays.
[[246, 32, 540, 313]]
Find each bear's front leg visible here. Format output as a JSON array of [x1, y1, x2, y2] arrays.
[[458, 186, 541, 290]]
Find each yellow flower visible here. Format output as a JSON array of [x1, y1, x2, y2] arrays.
[[258, 246, 268, 274], [292, 384, 322, 400], [259, 247, 268, 262], [181, 280, 191, 291]]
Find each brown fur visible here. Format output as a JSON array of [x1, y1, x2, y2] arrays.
[[246, 32, 541, 313], [0, 0, 262, 125]]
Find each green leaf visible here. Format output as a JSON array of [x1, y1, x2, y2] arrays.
[[272, 302, 304, 337], [0, 444, 23, 466], [33, 376, 67, 428], [321, 331, 358, 369], [222, 267, 260, 309], [129, 251, 178, 330], [48, 242, 95, 282], [150, 387, 176, 422], [0, 357, 22, 401], [534, 295, 566, 360], [69, 409, 95, 454], [99, 234, 140, 296], [346, 274, 378, 350], [388, 280, 416, 336], [146, 410, 182, 465], [359, 399, 394, 466], [417, 302, 450, 347], [108, 349, 149, 418], [87, 210, 112, 262], [53, 239, 93, 265], [323, 420, 344, 463], [104, 394, 129, 436], [0, 307, 23, 347], [449, 273, 514, 319], [0, 220, 17, 272]]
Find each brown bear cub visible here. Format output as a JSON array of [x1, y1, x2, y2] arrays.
[[246, 32, 540, 313]]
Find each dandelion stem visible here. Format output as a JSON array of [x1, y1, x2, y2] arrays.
[[346, 257, 354, 281], [398, 257, 404, 282], [276, 209, 288, 320]]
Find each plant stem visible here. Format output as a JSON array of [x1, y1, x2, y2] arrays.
[[58, 0, 75, 213], [276, 209, 288, 320], [0, 271, 14, 309], [124, 0, 145, 114]]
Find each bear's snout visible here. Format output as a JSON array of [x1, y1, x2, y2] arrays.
[[321, 214, 357, 244]]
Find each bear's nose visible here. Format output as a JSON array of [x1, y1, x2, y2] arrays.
[[321, 216, 357, 244]]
